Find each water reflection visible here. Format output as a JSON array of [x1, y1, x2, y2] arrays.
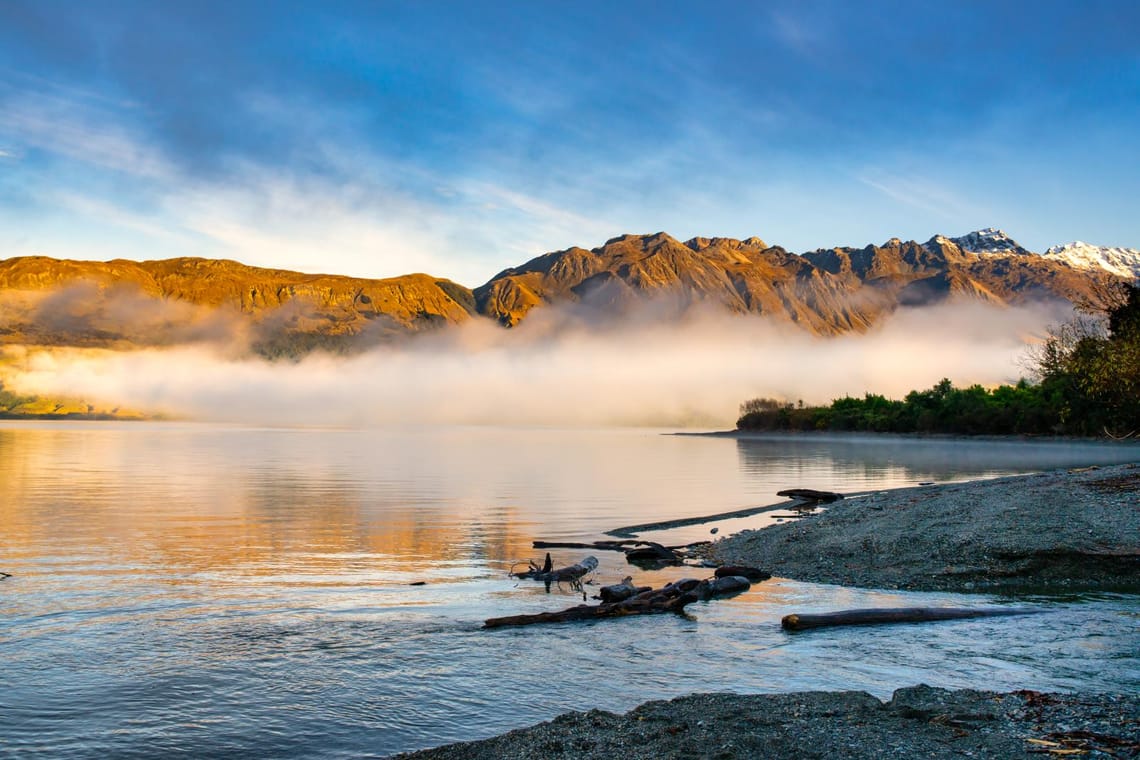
[[1, 423, 1137, 758], [0, 424, 541, 578], [734, 433, 1140, 493]]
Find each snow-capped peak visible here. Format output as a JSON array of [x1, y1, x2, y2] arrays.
[[948, 228, 1030, 255], [1042, 241, 1140, 279], [925, 234, 955, 247]]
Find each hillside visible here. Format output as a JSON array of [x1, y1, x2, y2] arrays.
[[475, 232, 1118, 332], [1043, 241, 1140, 279], [0, 229, 1131, 355], [0, 256, 477, 356], [473, 233, 880, 333]]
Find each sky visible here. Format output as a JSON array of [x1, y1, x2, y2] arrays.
[[1, 1, 1138, 286]]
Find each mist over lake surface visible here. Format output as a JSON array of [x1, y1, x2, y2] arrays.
[[2, 423, 1138, 758]]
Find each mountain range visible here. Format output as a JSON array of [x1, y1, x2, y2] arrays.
[[1, 229, 1136, 356]]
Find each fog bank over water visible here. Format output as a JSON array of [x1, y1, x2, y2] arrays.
[[5, 301, 1063, 427]]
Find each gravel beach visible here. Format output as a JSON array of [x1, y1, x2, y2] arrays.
[[397, 463, 1140, 759], [397, 686, 1139, 759], [713, 462, 1140, 593]]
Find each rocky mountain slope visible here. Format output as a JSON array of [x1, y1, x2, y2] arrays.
[[475, 231, 1115, 332], [935, 227, 1032, 256], [1043, 241, 1140, 279], [473, 233, 883, 332], [927, 229, 1140, 279], [0, 229, 1131, 355], [0, 256, 476, 355]]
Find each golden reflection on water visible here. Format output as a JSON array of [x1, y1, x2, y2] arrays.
[[0, 424, 541, 581], [4, 424, 1138, 586], [4, 422, 1139, 759]]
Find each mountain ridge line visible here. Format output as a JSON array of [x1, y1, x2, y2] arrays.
[[1, 229, 1135, 356]]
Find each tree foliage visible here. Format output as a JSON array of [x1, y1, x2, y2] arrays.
[[1035, 281, 1140, 436], [738, 282, 1140, 438]]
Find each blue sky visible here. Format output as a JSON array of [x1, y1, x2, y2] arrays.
[[1, 1, 1138, 284]]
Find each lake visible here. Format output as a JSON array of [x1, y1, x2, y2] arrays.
[[2, 423, 1138, 758]]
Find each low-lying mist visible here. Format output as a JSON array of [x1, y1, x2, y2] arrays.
[[3, 300, 1063, 428]]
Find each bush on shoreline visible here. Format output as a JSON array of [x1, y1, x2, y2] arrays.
[[737, 379, 1057, 435], [738, 282, 1140, 438]]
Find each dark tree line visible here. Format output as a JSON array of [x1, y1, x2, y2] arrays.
[[738, 282, 1140, 438]]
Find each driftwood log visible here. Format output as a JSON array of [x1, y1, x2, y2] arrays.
[[532, 539, 708, 567], [484, 575, 753, 629], [715, 565, 771, 582], [510, 554, 598, 591], [606, 485, 841, 538], [607, 503, 820, 538], [596, 576, 651, 603], [775, 488, 844, 503], [623, 541, 683, 566], [533, 540, 641, 552], [781, 606, 1043, 632]]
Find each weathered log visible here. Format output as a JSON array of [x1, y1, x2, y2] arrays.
[[483, 596, 684, 629], [715, 565, 772, 582], [624, 541, 682, 566], [532, 540, 711, 561], [484, 574, 745, 629], [483, 588, 697, 629], [596, 576, 651, 603], [781, 606, 1043, 632], [484, 605, 608, 628], [624, 541, 676, 559], [608, 502, 814, 538], [693, 575, 751, 599], [776, 488, 843, 502], [510, 554, 598, 585], [533, 540, 641, 552], [657, 578, 700, 595]]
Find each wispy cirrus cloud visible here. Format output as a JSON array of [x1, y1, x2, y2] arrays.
[[856, 169, 993, 229], [2, 1, 1139, 272], [1, 89, 172, 181], [0, 81, 621, 283]]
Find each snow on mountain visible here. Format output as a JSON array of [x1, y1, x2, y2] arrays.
[[1043, 241, 1140, 279], [923, 229, 1140, 280], [947, 228, 1031, 255]]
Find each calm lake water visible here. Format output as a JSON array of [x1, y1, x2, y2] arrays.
[[2, 423, 1138, 758]]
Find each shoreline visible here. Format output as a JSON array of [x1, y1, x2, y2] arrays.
[[712, 462, 1140, 593], [396, 686, 1139, 759], [675, 428, 1140, 445], [400, 462, 1139, 758]]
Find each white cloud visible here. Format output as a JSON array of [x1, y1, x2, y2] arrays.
[[767, 10, 824, 55], [856, 171, 979, 221], [0, 79, 630, 283], [0, 90, 173, 180]]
